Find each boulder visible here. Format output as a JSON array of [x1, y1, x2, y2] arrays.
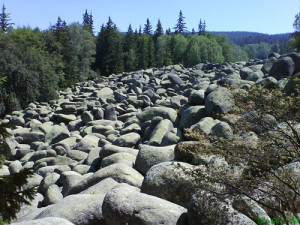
[[141, 162, 203, 207], [148, 119, 173, 146], [211, 121, 233, 139], [96, 87, 113, 99], [80, 177, 118, 195], [100, 144, 139, 158], [81, 111, 94, 125], [179, 105, 207, 129], [137, 107, 177, 123], [66, 163, 144, 195], [42, 184, 63, 206], [45, 125, 70, 145], [104, 105, 117, 121], [12, 217, 75, 225], [168, 74, 184, 85], [102, 186, 188, 225], [269, 56, 295, 80], [101, 152, 136, 168], [35, 194, 106, 225], [189, 117, 217, 135], [205, 87, 234, 118], [135, 144, 175, 174], [188, 90, 205, 105], [112, 132, 140, 147]]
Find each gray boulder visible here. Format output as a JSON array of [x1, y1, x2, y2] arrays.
[[104, 105, 117, 121], [42, 184, 63, 206], [12, 217, 75, 225], [168, 74, 184, 85], [102, 186, 188, 225], [100, 144, 139, 158], [211, 121, 233, 139], [179, 105, 207, 129], [135, 144, 175, 174], [45, 125, 70, 145], [188, 90, 205, 105], [189, 117, 217, 135], [81, 111, 94, 125], [269, 56, 295, 80], [137, 107, 177, 123], [141, 162, 202, 207], [66, 163, 144, 195], [80, 177, 118, 195], [112, 132, 140, 147], [148, 119, 173, 146], [35, 194, 106, 225], [101, 152, 136, 168], [9, 160, 23, 174], [57, 114, 77, 123], [205, 87, 234, 118]]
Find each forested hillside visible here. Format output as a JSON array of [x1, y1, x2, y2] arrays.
[[0, 7, 291, 117], [214, 31, 292, 58]]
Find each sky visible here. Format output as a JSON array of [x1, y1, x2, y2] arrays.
[[2, 0, 300, 35]]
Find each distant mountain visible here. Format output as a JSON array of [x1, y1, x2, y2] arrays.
[[212, 31, 292, 54]]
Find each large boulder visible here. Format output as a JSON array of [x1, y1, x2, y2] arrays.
[[137, 107, 177, 123], [80, 177, 118, 195], [135, 144, 175, 174], [269, 56, 295, 80], [100, 144, 139, 158], [205, 87, 234, 118], [148, 119, 173, 146], [11, 217, 75, 225], [189, 117, 217, 135], [34, 194, 106, 225], [100, 152, 136, 168], [102, 186, 188, 225], [141, 162, 203, 207], [179, 105, 207, 129], [66, 163, 144, 195], [112, 132, 140, 147]]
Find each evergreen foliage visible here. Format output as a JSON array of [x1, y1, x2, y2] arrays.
[[198, 19, 206, 35], [0, 5, 14, 33], [143, 18, 153, 35], [82, 10, 94, 34], [153, 19, 164, 41], [174, 10, 187, 34], [94, 17, 124, 76]]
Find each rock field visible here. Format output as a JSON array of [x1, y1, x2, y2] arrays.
[[1, 52, 299, 224]]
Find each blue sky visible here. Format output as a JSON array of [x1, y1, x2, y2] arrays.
[[2, 0, 300, 34]]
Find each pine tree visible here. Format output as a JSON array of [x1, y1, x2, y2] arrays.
[[143, 18, 152, 35], [154, 19, 164, 41], [123, 24, 137, 71], [94, 17, 123, 76], [174, 10, 187, 35], [191, 28, 196, 35], [0, 4, 14, 33], [166, 28, 171, 35], [198, 19, 206, 35], [82, 10, 94, 34]]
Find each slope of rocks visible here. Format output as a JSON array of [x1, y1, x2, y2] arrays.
[[1, 52, 299, 225]]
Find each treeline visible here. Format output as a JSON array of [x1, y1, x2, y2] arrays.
[[0, 21, 96, 115], [0, 8, 250, 116], [214, 31, 292, 59]]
